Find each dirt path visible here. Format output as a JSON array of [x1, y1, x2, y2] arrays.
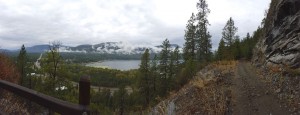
[[231, 61, 290, 115]]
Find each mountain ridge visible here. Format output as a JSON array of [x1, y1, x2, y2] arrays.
[[2, 42, 181, 54]]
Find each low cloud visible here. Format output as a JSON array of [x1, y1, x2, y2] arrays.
[[0, 0, 270, 50]]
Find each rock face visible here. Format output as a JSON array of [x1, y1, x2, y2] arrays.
[[254, 0, 300, 68]]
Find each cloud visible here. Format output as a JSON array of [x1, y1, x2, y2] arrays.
[[207, 0, 271, 50], [0, 0, 270, 50]]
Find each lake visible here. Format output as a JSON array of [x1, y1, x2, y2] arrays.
[[86, 60, 141, 71]]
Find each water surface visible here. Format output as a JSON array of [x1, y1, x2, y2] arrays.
[[86, 60, 140, 70]]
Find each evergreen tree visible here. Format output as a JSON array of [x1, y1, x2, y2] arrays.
[[17, 44, 27, 87], [169, 46, 180, 90], [246, 33, 251, 57], [169, 50, 175, 77], [217, 38, 226, 60], [150, 55, 159, 96], [138, 49, 151, 106], [159, 39, 171, 97], [172, 46, 181, 73], [233, 36, 241, 59], [195, 0, 212, 62], [222, 17, 238, 46], [177, 58, 196, 87], [183, 13, 196, 62], [241, 33, 252, 59]]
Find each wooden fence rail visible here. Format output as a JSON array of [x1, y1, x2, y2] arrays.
[[0, 76, 90, 115]]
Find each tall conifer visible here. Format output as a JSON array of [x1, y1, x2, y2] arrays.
[[183, 13, 196, 62], [139, 49, 151, 106], [17, 44, 27, 86], [195, 0, 212, 62], [222, 17, 238, 46]]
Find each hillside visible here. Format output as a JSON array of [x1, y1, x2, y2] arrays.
[[152, 61, 236, 114], [1, 0, 300, 114], [151, 61, 293, 114], [152, 0, 300, 114]]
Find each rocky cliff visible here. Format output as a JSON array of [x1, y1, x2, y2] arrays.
[[253, 0, 300, 68], [252, 0, 300, 113]]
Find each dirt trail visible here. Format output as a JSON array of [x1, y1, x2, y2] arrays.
[[231, 61, 290, 115]]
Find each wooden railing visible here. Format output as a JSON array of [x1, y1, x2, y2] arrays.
[[0, 76, 90, 115]]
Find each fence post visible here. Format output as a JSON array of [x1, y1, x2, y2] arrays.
[[79, 75, 90, 114]]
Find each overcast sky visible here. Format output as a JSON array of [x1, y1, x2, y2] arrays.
[[0, 0, 270, 50]]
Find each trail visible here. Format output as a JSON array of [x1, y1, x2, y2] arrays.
[[231, 61, 290, 115]]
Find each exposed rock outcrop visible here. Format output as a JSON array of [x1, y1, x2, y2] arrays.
[[252, 0, 300, 113], [253, 0, 300, 68]]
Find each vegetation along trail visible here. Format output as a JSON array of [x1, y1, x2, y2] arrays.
[[230, 61, 290, 115]]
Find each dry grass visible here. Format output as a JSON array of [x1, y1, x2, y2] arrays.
[[195, 61, 235, 115], [211, 61, 237, 71], [185, 61, 235, 114], [199, 86, 227, 115], [156, 100, 168, 115], [192, 78, 205, 88], [151, 61, 237, 114]]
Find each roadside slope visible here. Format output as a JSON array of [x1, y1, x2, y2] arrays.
[[151, 61, 236, 114]]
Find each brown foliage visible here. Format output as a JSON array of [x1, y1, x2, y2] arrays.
[[0, 53, 20, 84], [0, 54, 29, 114]]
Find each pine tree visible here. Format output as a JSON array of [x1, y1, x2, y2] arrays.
[[159, 39, 171, 97], [196, 31, 212, 62], [195, 0, 212, 62], [222, 17, 238, 46], [169, 50, 175, 91], [233, 36, 241, 59], [245, 32, 253, 59], [183, 13, 196, 62], [17, 44, 27, 87], [138, 49, 151, 106], [150, 55, 159, 95], [178, 58, 196, 87], [217, 38, 226, 60], [173, 46, 180, 73], [169, 46, 180, 90]]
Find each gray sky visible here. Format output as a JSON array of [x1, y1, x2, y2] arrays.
[[0, 0, 270, 50]]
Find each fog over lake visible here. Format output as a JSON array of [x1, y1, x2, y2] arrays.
[[86, 60, 141, 71]]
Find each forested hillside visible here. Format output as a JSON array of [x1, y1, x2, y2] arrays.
[[2, 0, 299, 114]]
